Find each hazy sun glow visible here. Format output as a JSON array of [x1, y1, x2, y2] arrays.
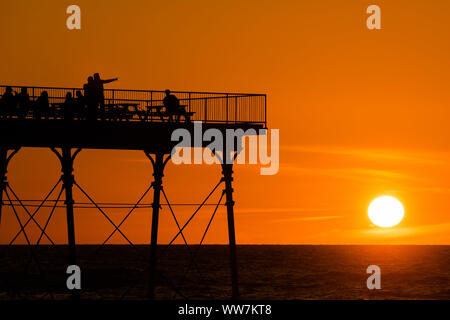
[[368, 196, 404, 228]]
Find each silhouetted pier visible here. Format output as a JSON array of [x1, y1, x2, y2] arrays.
[[0, 85, 267, 299]]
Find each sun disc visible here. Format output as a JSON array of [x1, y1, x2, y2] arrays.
[[368, 196, 404, 228]]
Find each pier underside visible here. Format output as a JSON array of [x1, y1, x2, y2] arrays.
[[0, 119, 264, 152]]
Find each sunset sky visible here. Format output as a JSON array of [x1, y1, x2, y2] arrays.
[[1, 0, 450, 244]]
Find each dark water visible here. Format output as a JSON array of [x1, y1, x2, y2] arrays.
[[1, 245, 449, 300]]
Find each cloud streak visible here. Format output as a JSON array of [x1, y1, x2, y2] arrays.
[[282, 145, 449, 165], [236, 207, 333, 214], [282, 165, 412, 183], [278, 215, 344, 222]]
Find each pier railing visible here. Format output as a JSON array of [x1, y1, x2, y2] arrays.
[[0, 85, 267, 126]]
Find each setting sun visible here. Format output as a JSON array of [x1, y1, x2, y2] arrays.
[[368, 196, 404, 228]]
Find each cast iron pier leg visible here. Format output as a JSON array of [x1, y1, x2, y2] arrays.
[[61, 147, 77, 267], [52, 147, 81, 299], [0, 148, 8, 230], [148, 152, 164, 299], [222, 163, 239, 299], [0, 148, 19, 231], [52, 147, 80, 278]]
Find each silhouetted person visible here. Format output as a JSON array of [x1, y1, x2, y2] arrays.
[[75, 90, 85, 120], [0, 86, 15, 118], [163, 89, 189, 122], [83, 76, 94, 99], [1, 86, 14, 103], [18, 87, 30, 118], [93, 73, 118, 119], [163, 89, 179, 122], [63, 92, 75, 120], [84, 76, 97, 120], [34, 91, 49, 119]]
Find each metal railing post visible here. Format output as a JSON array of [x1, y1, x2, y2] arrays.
[[226, 93, 229, 124], [149, 91, 153, 121], [264, 95, 267, 128], [204, 98, 207, 123], [188, 92, 191, 113], [235, 96, 238, 124]]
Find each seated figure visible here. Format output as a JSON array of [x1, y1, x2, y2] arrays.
[[162, 89, 190, 122]]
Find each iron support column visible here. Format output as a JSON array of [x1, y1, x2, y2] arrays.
[[222, 163, 239, 299], [148, 152, 164, 299], [0, 148, 8, 230], [52, 147, 80, 299], [60, 147, 77, 266], [0, 148, 19, 231]]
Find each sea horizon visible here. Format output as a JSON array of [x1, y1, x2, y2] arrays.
[[2, 244, 449, 300]]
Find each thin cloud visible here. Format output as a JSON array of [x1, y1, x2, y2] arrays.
[[282, 165, 412, 183], [236, 207, 333, 214], [280, 215, 344, 222], [361, 222, 450, 237], [235, 208, 342, 223], [282, 145, 449, 165], [327, 222, 450, 239]]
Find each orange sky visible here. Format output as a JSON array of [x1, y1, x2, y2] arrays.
[[1, 0, 450, 244]]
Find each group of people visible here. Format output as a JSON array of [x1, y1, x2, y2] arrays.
[[82, 73, 118, 120], [0, 74, 191, 122], [0, 86, 35, 118], [0, 73, 118, 120]]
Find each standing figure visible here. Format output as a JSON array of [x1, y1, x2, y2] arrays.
[[34, 91, 50, 119], [0, 86, 15, 118], [84, 76, 97, 120], [18, 87, 30, 118], [75, 90, 86, 120], [63, 92, 75, 120], [92, 73, 118, 120]]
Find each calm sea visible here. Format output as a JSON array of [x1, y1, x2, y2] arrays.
[[1, 245, 449, 299]]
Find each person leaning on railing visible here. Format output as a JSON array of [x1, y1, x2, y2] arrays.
[[0, 86, 16, 118], [34, 91, 50, 119], [63, 92, 76, 121], [17, 87, 30, 119], [75, 90, 86, 120]]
